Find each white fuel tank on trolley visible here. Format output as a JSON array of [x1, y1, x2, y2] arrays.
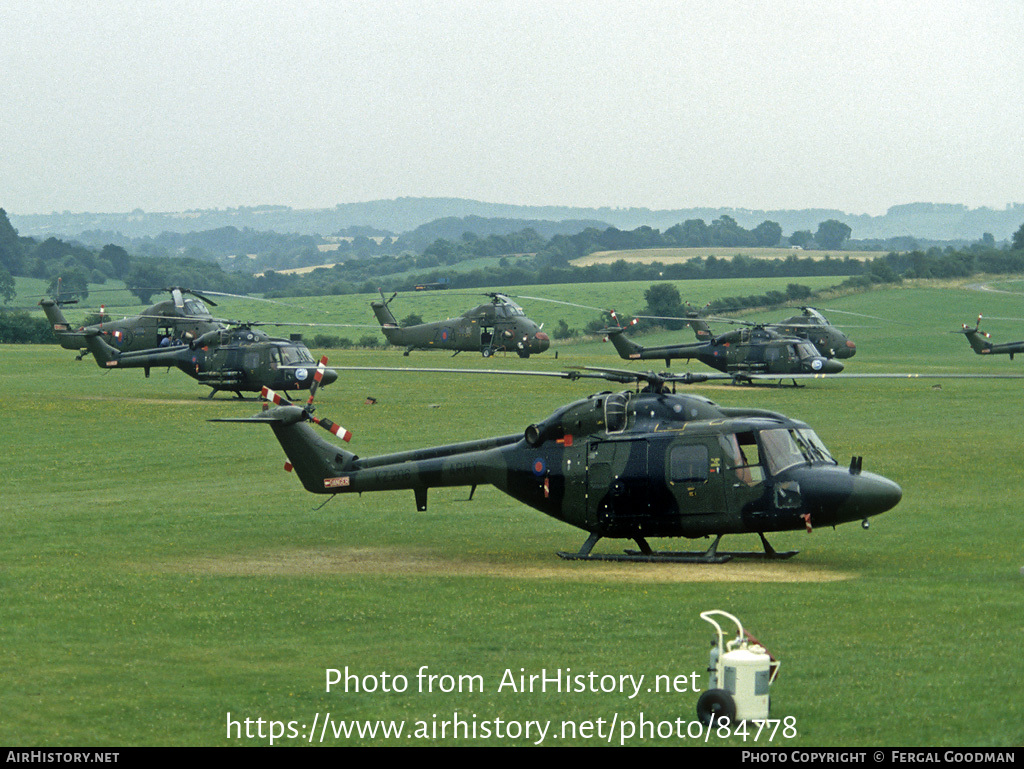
[[697, 609, 779, 724]]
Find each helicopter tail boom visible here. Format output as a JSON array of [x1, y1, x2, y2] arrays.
[[220, 404, 516, 504], [81, 331, 182, 371], [604, 326, 702, 364], [370, 299, 405, 345]]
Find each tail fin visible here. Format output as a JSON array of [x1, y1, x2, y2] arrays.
[[39, 298, 88, 351], [683, 302, 713, 340], [82, 331, 122, 368], [684, 317, 713, 340], [370, 292, 403, 345], [213, 404, 358, 494], [604, 326, 645, 360]]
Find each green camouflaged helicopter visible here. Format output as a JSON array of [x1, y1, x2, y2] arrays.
[[213, 367, 902, 562], [604, 322, 846, 380], [40, 287, 225, 358], [81, 324, 339, 399], [771, 307, 858, 360], [371, 291, 551, 358]]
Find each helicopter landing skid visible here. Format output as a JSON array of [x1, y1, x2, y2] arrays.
[[627, 532, 799, 561], [558, 533, 797, 564], [558, 549, 733, 564]]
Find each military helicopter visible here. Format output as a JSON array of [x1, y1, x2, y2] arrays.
[[81, 323, 339, 399], [646, 304, 857, 361], [604, 322, 844, 380], [768, 307, 857, 359], [39, 287, 225, 358], [957, 315, 1024, 359], [213, 366, 902, 562], [371, 291, 551, 358]]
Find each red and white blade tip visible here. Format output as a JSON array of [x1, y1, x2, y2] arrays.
[[313, 357, 327, 383], [261, 386, 284, 405], [314, 416, 352, 442]]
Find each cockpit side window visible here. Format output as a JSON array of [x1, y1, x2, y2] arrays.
[[722, 432, 766, 485]]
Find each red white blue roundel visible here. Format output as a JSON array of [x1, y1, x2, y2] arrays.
[[441, 328, 451, 341], [532, 457, 546, 476]]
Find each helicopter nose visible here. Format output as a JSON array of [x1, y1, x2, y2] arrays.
[[832, 471, 902, 523], [321, 367, 339, 387], [790, 466, 902, 526], [534, 331, 550, 352], [816, 358, 844, 374], [855, 473, 903, 517]]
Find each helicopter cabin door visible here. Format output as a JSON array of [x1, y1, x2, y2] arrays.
[[586, 438, 650, 526], [665, 439, 728, 517]]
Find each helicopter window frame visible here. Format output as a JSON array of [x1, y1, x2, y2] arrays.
[[722, 432, 766, 485], [668, 444, 709, 485], [157, 325, 177, 346], [759, 428, 836, 475], [604, 392, 630, 434], [796, 429, 835, 464], [278, 344, 315, 366], [182, 299, 210, 317], [794, 342, 819, 360]]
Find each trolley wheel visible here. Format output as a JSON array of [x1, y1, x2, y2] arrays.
[[697, 689, 736, 726], [482, 348, 492, 358]]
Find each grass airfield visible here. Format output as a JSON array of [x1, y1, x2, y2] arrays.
[[2, 280, 1023, 746]]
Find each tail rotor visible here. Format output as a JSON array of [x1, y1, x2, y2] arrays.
[[260, 356, 352, 443]]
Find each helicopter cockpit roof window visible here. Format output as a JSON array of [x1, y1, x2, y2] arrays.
[[605, 391, 630, 433], [279, 344, 316, 365], [794, 342, 819, 360], [182, 299, 211, 317], [759, 428, 836, 475]]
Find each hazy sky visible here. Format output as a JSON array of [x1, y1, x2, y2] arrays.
[[3, 0, 1022, 216]]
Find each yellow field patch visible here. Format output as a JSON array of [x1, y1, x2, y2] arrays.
[[167, 546, 854, 583]]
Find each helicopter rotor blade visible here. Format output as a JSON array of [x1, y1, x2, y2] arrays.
[[306, 356, 330, 406], [512, 294, 610, 314], [810, 306, 912, 326], [260, 386, 286, 406], [310, 415, 353, 442]]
